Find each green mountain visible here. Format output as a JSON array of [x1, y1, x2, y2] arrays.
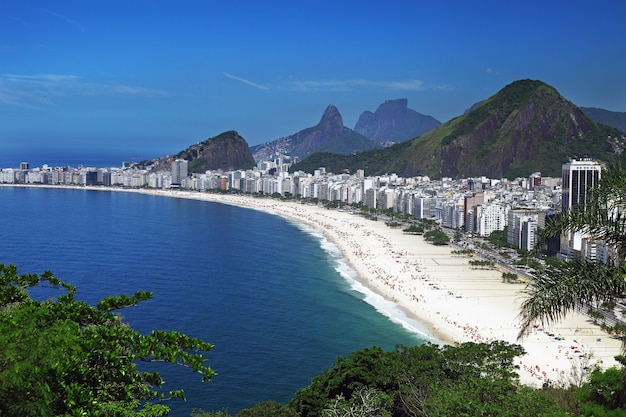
[[291, 80, 625, 179], [175, 130, 256, 173], [581, 107, 626, 132]]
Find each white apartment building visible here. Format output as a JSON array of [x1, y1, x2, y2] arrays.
[[507, 209, 540, 250], [475, 202, 508, 237]]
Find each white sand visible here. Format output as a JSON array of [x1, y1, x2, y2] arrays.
[[8, 185, 624, 386]]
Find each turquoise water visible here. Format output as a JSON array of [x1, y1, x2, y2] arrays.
[[0, 187, 425, 415]]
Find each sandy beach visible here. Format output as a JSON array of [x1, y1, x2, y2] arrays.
[[123, 188, 620, 388], [6, 185, 623, 386]]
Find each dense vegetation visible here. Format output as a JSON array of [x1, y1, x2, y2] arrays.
[[290, 141, 412, 178], [176, 131, 256, 173], [0, 264, 215, 416], [192, 343, 626, 417], [3, 263, 626, 416]]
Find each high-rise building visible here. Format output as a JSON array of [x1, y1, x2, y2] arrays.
[[528, 172, 541, 190], [561, 159, 601, 212], [171, 159, 188, 187], [560, 158, 602, 259], [507, 209, 540, 250], [464, 192, 484, 233]]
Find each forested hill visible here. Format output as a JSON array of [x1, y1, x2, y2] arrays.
[[291, 80, 626, 179], [175, 130, 256, 173]]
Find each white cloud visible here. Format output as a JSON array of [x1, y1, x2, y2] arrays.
[[223, 72, 269, 91], [0, 73, 168, 106], [282, 78, 428, 92], [42, 9, 85, 32]]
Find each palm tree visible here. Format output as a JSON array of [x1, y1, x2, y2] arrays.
[[517, 162, 626, 344]]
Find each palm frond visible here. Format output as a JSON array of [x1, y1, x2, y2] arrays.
[[517, 260, 625, 339]]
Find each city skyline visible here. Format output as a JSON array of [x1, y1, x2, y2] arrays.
[[2, 0, 625, 162]]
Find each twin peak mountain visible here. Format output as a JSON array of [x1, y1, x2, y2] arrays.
[[156, 80, 625, 179], [249, 99, 440, 162], [158, 99, 441, 173]]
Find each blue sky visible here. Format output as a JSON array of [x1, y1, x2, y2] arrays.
[[1, 0, 625, 161]]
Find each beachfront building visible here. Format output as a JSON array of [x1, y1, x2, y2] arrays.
[[171, 159, 188, 188], [3, 158, 562, 246], [561, 159, 601, 211], [464, 192, 484, 234], [528, 172, 542, 190], [560, 158, 602, 259], [507, 209, 541, 250], [364, 188, 378, 209], [581, 237, 613, 265], [474, 202, 508, 237], [411, 196, 436, 219], [435, 198, 465, 229]]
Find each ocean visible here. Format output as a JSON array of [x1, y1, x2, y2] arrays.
[[0, 186, 426, 415]]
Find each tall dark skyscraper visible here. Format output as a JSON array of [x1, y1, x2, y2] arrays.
[[560, 159, 602, 259], [561, 159, 601, 212]]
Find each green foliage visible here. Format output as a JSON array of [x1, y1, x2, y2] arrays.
[[402, 224, 424, 234], [423, 229, 449, 245], [190, 410, 233, 417], [0, 264, 215, 416], [501, 272, 519, 283], [289, 342, 565, 417], [191, 401, 298, 417], [469, 259, 493, 269], [290, 139, 413, 177], [485, 227, 511, 248], [576, 366, 626, 416], [188, 158, 208, 173], [236, 400, 299, 417], [176, 130, 256, 174]]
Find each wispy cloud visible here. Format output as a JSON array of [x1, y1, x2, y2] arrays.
[[42, 9, 85, 32], [281, 78, 433, 92], [0, 73, 168, 107], [223, 72, 269, 91]]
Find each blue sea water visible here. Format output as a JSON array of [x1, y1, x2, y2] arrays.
[[0, 148, 157, 169], [0, 186, 426, 416]]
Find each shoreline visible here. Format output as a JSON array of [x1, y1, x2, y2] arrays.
[[3, 184, 623, 386]]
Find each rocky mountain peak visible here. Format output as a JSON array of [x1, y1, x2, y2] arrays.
[[318, 105, 344, 132], [354, 98, 440, 143], [381, 98, 409, 108], [249, 104, 381, 161]]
